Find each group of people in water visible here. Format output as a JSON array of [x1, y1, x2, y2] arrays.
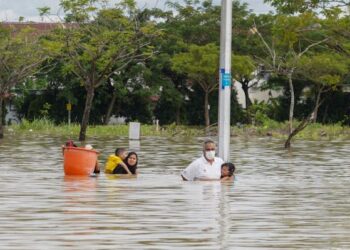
[[104, 148, 138, 175], [65, 139, 235, 181]]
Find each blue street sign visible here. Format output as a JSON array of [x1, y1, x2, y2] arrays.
[[221, 72, 231, 89]]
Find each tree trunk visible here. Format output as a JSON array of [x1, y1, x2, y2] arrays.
[[204, 90, 210, 128], [0, 97, 3, 139], [242, 82, 252, 109], [312, 87, 322, 123], [284, 96, 324, 149], [242, 81, 252, 124], [288, 72, 295, 135], [104, 90, 117, 125], [79, 86, 95, 141], [285, 112, 312, 149]]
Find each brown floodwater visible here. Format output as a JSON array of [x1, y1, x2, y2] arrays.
[[0, 133, 349, 249]]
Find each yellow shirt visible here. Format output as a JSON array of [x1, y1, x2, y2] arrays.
[[104, 155, 123, 174]]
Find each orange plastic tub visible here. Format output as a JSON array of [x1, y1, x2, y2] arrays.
[[63, 146, 99, 176]]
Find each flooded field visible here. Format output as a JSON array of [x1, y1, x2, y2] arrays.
[[0, 134, 349, 249]]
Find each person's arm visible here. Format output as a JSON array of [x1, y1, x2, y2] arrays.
[[196, 177, 219, 181], [119, 161, 132, 175], [94, 161, 100, 174], [181, 174, 188, 181], [181, 160, 198, 181]]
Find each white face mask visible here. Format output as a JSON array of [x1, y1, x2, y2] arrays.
[[205, 150, 216, 160]]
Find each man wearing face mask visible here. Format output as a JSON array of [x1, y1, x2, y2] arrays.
[[181, 139, 224, 181]]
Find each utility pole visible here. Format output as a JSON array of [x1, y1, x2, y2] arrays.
[[218, 0, 232, 161]]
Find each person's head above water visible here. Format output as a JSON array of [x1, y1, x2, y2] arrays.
[[115, 148, 128, 160], [125, 152, 138, 167], [202, 139, 216, 162], [221, 162, 235, 177]]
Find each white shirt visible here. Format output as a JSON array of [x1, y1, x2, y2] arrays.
[[181, 156, 224, 181]]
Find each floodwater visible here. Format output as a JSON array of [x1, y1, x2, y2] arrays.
[[0, 134, 349, 249]]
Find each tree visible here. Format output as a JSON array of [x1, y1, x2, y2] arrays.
[[297, 53, 348, 122], [322, 7, 350, 57], [0, 24, 47, 138], [171, 43, 219, 128], [143, 1, 251, 126], [282, 52, 348, 148], [165, 0, 222, 45], [232, 55, 257, 110], [41, 0, 158, 141], [265, 0, 349, 13], [250, 12, 329, 148]]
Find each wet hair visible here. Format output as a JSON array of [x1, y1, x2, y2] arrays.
[[124, 152, 138, 167], [221, 162, 235, 177], [115, 148, 126, 157]]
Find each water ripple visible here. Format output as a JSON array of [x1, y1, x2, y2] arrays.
[[0, 135, 349, 249]]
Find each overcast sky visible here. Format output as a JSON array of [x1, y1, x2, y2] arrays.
[[0, 0, 273, 22]]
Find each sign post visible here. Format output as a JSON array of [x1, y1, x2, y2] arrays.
[[218, 0, 232, 161]]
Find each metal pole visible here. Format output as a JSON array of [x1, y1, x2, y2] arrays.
[[218, 0, 232, 161]]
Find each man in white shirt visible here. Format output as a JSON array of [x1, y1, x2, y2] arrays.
[[181, 139, 224, 181]]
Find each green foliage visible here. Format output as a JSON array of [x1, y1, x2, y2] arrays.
[[5, 0, 350, 133], [18, 118, 56, 131], [265, 0, 349, 14], [154, 81, 185, 125], [0, 23, 47, 137], [273, 12, 323, 53], [232, 55, 256, 80], [39, 103, 52, 118], [60, 0, 99, 22], [9, 118, 350, 140], [165, 0, 222, 45], [0, 24, 46, 93], [38, 6, 51, 17], [39, 0, 160, 140], [172, 43, 219, 77], [297, 53, 348, 88], [249, 101, 278, 127]]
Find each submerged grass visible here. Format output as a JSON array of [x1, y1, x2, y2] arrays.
[[6, 118, 350, 140]]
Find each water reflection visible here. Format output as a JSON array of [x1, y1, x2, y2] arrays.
[[62, 176, 98, 241], [129, 140, 141, 151], [63, 176, 98, 192], [0, 135, 349, 249]]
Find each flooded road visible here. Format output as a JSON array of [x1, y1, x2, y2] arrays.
[[0, 134, 349, 249]]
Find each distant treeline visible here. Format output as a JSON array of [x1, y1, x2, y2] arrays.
[[1, 0, 349, 143]]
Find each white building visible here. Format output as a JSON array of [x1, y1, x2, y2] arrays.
[[233, 79, 282, 109]]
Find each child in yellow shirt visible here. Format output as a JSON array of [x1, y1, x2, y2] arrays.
[[104, 148, 132, 175]]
